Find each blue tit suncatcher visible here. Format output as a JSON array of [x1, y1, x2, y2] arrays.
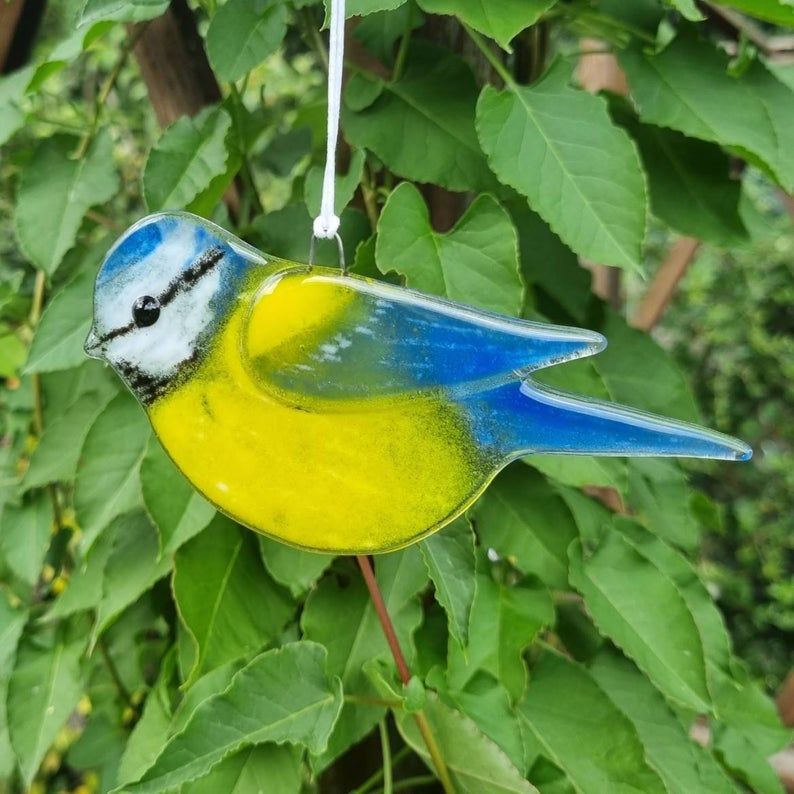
[[85, 212, 751, 553]]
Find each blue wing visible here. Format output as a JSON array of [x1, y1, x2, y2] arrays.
[[244, 270, 606, 403], [462, 379, 752, 461]]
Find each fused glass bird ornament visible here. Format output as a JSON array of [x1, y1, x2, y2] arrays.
[[85, 213, 751, 553]]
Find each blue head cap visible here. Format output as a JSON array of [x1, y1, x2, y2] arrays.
[[85, 212, 258, 402]]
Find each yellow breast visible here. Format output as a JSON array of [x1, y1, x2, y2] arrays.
[[148, 291, 486, 553]]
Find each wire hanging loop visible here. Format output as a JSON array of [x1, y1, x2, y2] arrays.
[[309, 0, 348, 274]]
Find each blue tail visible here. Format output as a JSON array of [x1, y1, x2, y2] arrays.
[[462, 379, 752, 461]]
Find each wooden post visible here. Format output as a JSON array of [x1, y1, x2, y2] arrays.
[[0, 0, 24, 69], [129, 0, 241, 216], [577, 40, 629, 310], [630, 237, 700, 332], [129, 0, 221, 126]]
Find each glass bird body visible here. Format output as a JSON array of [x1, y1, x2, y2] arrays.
[[85, 212, 750, 553]]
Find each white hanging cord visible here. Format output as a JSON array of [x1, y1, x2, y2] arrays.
[[311, 0, 346, 265]]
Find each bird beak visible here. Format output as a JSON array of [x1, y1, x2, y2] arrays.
[[84, 326, 103, 359]]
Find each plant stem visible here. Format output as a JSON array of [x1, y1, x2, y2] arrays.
[[228, 83, 265, 222], [360, 164, 380, 232], [75, 23, 149, 159], [355, 555, 411, 683], [27, 272, 65, 531], [99, 637, 133, 706], [391, 8, 413, 82], [349, 746, 412, 794], [344, 694, 404, 709], [355, 555, 455, 794], [380, 720, 393, 794], [463, 25, 515, 88], [388, 775, 438, 792], [298, 6, 329, 72]]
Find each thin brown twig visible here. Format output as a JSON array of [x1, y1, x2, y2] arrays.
[[355, 555, 455, 794], [74, 22, 150, 159]]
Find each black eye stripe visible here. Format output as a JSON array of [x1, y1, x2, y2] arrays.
[[95, 246, 225, 345]]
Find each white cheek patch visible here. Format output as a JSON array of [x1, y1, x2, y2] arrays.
[[106, 261, 222, 381], [96, 225, 201, 334]]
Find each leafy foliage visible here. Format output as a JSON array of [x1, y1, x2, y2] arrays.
[[0, 1, 790, 792]]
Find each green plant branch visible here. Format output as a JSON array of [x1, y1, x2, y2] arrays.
[[388, 775, 438, 793], [344, 694, 404, 709], [27, 272, 66, 533], [74, 23, 149, 160], [228, 83, 265, 223], [360, 163, 380, 232], [297, 5, 329, 72], [391, 9, 413, 82], [380, 719, 393, 794], [349, 746, 413, 794], [98, 637, 133, 707], [463, 25, 516, 88]]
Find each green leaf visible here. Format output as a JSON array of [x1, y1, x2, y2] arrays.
[[616, 112, 747, 245], [0, 331, 26, 377], [8, 630, 86, 787], [417, 0, 556, 49], [715, 0, 794, 25], [476, 60, 647, 270], [420, 517, 477, 648], [250, 203, 371, 267], [376, 183, 523, 315], [206, 0, 287, 83], [25, 269, 94, 373], [590, 651, 737, 794], [344, 42, 495, 192], [173, 517, 293, 686], [713, 725, 784, 794], [44, 529, 116, 621], [665, 0, 705, 21], [0, 491, 53, 587], [354, 4, 424, 64], [124, 642, 342, 793], [258, 536, 333, 598], [74, 392, 151, 550], [507, 199, 591, 323], [182, 745, 302, 794], [78, 0, 169, 25], [301, 550, 427, 767], [568, 531, 711, 712], [627, 459, 700, 550], [116, 655, 174, 787], [619, 35, 794, 192], [140, 438, 215, 557], [0, 594, 27, 780], [0, 67, 33, 147], [447, 571, 553, 702], [143, 107, 232, 211], [594, 311, 700, 423], [519, 653, 667, 794], [396, 692, 538, 793], [708, 660, 789, 756], [15, 132, 118, 275], [610, 518, 733, 678], [438, 674, 528, 774], [305, 148, 365, 217], [93, 511, 172, 641], [328, 0, 407, 19], [473, 464, 578, 589], [24, 391, 111, 490], [0, 594, 26, 677]]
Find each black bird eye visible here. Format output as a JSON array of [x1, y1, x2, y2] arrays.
[[132, 295, 161, 328]]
